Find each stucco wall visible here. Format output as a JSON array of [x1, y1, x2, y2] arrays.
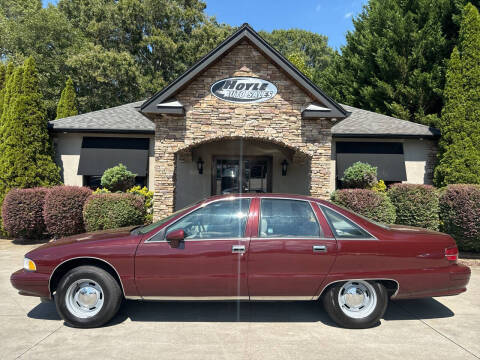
[[52, 132, 155, 189], [151, 40, 335, 219], [332, 138, 438, 185]]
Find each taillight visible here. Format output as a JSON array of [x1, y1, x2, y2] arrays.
[[445, 246, 458, 261]]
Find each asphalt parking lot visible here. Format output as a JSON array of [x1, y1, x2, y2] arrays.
[[1, 240, 479, 360]]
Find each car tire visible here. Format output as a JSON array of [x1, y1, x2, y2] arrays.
[[54, 265, 122, 328], [322, 280, 388, 329]]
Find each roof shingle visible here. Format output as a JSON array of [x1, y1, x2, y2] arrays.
[[48, 101, 440, 138], [333, 104, 439, 138]]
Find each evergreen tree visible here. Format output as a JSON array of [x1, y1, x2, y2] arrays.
[[56, 76, 78, 119], [0, 57, 60, 204], [319, 0, 480, 125], [434, 3, 480, 186]]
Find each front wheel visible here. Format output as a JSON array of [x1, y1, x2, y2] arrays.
[[54, 265, 122, 328], [322, 280, 388, 329]]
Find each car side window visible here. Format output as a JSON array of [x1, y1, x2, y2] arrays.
[[321, 206, 373, 239], [165, 198, 251, 239], [259, 199, 321, 238]]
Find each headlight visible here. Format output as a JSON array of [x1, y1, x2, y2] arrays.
[[23, 258, 37, 271]]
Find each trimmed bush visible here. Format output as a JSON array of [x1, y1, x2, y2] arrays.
[[388, 184, 440, 231], [101, 163, 136, 192], [43, 186, 92, 238], [127, 186, 154, 224], [341, 162, 377, 189], [83, 193, 146, 232], [331, 189, 396, 224], [439, 185, 480, 252], [1, 188, 49, 239]]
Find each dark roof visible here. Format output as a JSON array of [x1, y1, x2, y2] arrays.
[[49, 101, 439, 139], [140, 23, 347, 118], [48, 101, 154, 134], [332, 104, 440, 138]]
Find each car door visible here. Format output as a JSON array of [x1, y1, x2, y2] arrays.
[[134, 197, 253, 299], [247, 197, 337, 299]]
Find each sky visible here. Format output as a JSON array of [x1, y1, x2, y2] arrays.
[[42, 0, 367, 49]]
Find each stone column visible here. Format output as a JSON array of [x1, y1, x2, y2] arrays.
[[153, 116, 184, 220]]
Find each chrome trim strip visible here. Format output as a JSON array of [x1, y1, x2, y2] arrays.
[[250, 296, 313, 301], [250, 237, 336, 241], [318, 203, 378, 240], [145, 197, 254, 243], [48, 256, 126, 297], [133, 296, 250, 301], [313, 278, 400, 300], [126, 295, 313, 301]]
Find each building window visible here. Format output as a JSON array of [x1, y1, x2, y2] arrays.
[[336, 141, 407, 188], [77, 137, 150, 189], [84, 175, 146, 190]]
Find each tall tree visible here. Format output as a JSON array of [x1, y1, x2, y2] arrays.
[[434, 3, 480, 186], [320, 0, 480, 125], [260, 29, 333, 85], [0, 2, 86, 118], [0, 57, 60, 204], [56, 77, 78, 119]]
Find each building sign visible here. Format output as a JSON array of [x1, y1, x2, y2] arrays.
[[210, 77, 277, 103]]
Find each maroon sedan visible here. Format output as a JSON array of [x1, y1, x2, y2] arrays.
[[11, 194, 470, 328]]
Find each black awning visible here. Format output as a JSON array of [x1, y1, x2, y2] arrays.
[[77, 137, 149, 176], [336, 153, 407, 181]]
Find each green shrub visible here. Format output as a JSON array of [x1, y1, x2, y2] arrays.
[[439, 184, 480, 252], [341, 162, 377, 189], [371, 180, 387, 192], [83, 193, 146, 232], [100, 163, 136, 192], [331, 189, 396, 224], [388, 184, 440, 231], [127, 186, 153, 224]]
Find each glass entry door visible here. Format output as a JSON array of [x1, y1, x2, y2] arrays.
[[212, 156, 272, 195]]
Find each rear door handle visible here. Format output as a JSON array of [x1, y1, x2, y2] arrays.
[[313, 245, 327, 253], [232, 245, 246, 254]]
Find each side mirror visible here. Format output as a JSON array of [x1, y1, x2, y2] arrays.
[[165, 229, 185, 248]]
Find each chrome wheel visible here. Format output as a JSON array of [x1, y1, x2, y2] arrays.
[[338, 280, 377, 319], [65, 279, 104, 319]]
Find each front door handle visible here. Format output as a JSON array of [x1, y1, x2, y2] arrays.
[[313, 245, 327, 253], [232, 245, 246, 254]]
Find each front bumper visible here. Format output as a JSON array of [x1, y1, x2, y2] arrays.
[[10, 269, 51, 298]]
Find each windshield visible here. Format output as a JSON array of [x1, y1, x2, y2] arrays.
[[133, 203, 198, 235]]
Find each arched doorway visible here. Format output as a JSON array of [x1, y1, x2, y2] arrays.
[[174, 137, 311, 209]]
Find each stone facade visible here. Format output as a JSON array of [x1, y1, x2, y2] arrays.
[[151, 40, 335, 219]]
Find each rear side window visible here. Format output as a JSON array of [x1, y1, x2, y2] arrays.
[[321, 206, 373, 239], [166, 198, 251, 239], [259, 199, 321, 238]]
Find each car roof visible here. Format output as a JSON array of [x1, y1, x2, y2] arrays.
[[202, 193, 330, 204]]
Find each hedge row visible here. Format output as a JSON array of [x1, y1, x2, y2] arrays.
[[388, 184, 440, 231], [83, 193, 145, 232], [332, 184, 480, 252], [1, 186, 146, 240], [439, 185, 480, 252], [331, 189, 396, 224]]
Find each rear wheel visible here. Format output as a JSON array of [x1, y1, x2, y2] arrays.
[[54, 265, 122, 328], [322, 280, 387, 328]]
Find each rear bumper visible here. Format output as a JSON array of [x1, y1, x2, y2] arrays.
[[393, 263, 471, 300], [10, 269, 51, 298]]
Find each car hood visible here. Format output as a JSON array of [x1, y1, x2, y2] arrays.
[[388, 224, 444, 236], [33, 226, 138, 251]]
